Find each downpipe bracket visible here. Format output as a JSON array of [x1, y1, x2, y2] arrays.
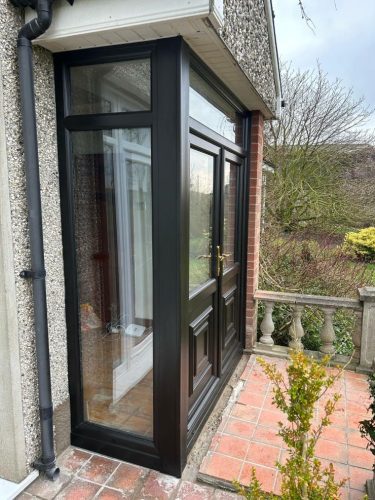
[[19, 269, 46, 280]]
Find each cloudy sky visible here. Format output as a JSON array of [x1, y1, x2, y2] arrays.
[[273, 0, 375, 130]]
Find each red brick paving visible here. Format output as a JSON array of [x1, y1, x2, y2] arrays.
[[199, 355, 373, 498], [139, 470, 179, 499], [18, 354, 373, 499], [21, 448, 241, 499], [55, 478, 101, 499], [106, 462, 147, 493], [223, 418, 255, 439], [95, 488, 125, 499], [78, 455, 119, 484], [175, 480, 214, 500], [57, 448, 92, 473]]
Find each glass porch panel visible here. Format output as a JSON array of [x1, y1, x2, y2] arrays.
[[72, 127, 153, 439], [189, 68, 242, 145], [223, 161, 237, 269], [189, 148, 214, 292], [70, 59, 151, 114]]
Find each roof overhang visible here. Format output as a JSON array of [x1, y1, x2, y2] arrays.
[[26, 0, 278, 118]]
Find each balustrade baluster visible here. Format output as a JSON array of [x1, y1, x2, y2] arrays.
[[288, 304, 304, 351], [319, 307, 336, 355], [351, 310, 362, 362], [259, 301, 275, 345]]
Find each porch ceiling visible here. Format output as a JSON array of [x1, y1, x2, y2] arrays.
[[26, 0, 274, 118]]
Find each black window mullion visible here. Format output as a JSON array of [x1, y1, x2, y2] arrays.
[[64, 111, 153, 131], [54, 44, 155, 68]]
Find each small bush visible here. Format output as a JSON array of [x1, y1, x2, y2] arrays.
[[235, 352, 346, 499], [343, 227, 375, 262]]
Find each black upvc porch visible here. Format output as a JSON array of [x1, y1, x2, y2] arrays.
[[55, 36, 251, 477]]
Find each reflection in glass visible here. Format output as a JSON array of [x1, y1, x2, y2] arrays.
[[189, 68, 242, 145], [70, 59, 151, 114], [72, 127, 153, 438], [223, 162, 237, 269], [189, 148, 214, 292]]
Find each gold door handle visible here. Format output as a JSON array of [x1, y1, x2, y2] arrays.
[[216, 246, 225, 277]]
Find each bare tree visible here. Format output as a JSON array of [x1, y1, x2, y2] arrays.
[[264, 64, 374, 232], [297, 0, 315, 29], [267, 64, 373, 157]]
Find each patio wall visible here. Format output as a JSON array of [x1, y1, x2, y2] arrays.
[[253, 287, 375, 372]]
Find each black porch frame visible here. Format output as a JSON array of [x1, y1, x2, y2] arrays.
[[55, 36, 251, 477]]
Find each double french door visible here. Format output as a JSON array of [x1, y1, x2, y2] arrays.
[[188, 132, 244, 430]]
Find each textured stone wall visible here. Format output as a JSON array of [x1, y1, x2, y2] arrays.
[[220, 0, 276, 113], [0, 1, 69, 475]]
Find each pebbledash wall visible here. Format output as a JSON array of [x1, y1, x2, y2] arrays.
[[0, 0, 275, 483], [221, 0, 276, 113]]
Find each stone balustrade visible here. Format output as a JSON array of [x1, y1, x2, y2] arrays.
[[253, 287, 375, 372]]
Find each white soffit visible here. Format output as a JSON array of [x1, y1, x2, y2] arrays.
[[26, 0, 272, 117]]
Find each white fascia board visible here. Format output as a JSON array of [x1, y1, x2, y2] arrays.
[[26, 0, 211, 41], [264, 0, 282, 118], [208, 0, 224, 29]]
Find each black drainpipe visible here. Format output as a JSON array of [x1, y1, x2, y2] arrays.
[[10, 0, 73, 481]]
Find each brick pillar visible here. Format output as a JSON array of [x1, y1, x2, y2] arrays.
[[245, 111, 264, 349]]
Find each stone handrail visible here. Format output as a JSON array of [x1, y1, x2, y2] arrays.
[[253, 287, 375, 372]]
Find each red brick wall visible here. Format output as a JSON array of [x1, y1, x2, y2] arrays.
[[245, 111, 264, 349]]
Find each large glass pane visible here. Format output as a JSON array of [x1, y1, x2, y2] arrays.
[[70, 59, 151, 114], [223, 161, 237, 269], [189, 68, 242, 145], [72, 127, 153, 438], [189, 148, 214, 292]]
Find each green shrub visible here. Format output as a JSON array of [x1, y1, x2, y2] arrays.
[[259, 230, 371, 298], [344, 227, 375, 262], [235, 352, 346, 499]]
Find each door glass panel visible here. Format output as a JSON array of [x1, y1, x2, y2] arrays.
[[189, 148, 214, 292], [70, 59, 151, 114], [72, 127, 153, 439], [223, 161, 237, 269]]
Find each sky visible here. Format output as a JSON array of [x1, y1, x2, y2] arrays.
[[272, 0, 375, 131]]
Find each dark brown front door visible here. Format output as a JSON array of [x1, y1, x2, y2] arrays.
[[188, 134, 243, 428]]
